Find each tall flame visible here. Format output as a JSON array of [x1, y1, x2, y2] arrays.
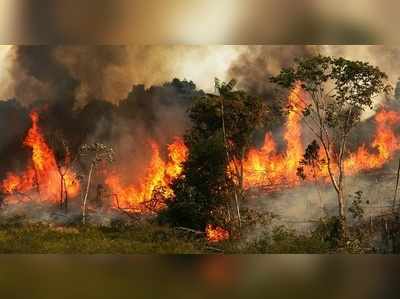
[[242, 85, 305, 189], [242, 87, 400, 190], [2, 88, 400, 213], [1, 111, 80, 202], [105, 137, 188, 212], [345, 110, 400, 175]]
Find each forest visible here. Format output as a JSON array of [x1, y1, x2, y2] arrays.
[[1, 47, 400, 253]]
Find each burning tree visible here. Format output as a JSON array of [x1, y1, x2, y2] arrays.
[[271, 55, 392, 238], [46, 130, 79, 213]]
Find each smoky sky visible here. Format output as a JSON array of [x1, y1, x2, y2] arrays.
[[228, 46, 315, 116], [3, 45, 236, 107], [5, 45, 400, 108]]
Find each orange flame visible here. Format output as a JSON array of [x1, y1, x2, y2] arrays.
[[242, 86, 400, 190], [2, 88, 400, 214], [242, 85, 306, 189], [206, 224, 230, 243], [1, 111, 80, 202], [105, 137, 188, 212], [345, 109, 400, 175]]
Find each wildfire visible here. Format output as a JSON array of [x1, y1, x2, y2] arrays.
[[206, 224, 230, 243], [241, 87, 400, 190], [242, 85, 306, 189], [105, 137, 188, 212], [1, 111, 80, 202], [345, 109, 400, 175], [2, 88, 400, 213]]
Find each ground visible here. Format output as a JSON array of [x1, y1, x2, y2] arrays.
[[0, 213, 397, 253], [0, 221, 211, 254]]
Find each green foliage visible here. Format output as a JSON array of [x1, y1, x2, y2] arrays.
[[163, 79, 269, 231], [297, 140, 325, 180], [244, 216, 372, 254], [271, 55, 392, 147], [161, 133, 232, 230], [189, 79, 268, 157], [245, 225, 333, 254], [271, 54, 391, 149], [312, 216, 343, 247], [214, 79, 269, 159], [0, 215, 389, 253], [348, 191, 365, 221]]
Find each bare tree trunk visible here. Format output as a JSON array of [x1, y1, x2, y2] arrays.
[[312, 164, 324, 217], [34, 168, 41, 197], [323, 148, 347, 240], [240, 148, 244, 191], [60, 174, 64, 210], [337, 163, 347, 240], [392, 158, 400, 213], [234, 190, 241, 228], [82, 162, 95, 225], [63, 177, 68, 213], [338, 187, 345, 219], [220, 96, 241, 228], [59, 171, 69, 213]]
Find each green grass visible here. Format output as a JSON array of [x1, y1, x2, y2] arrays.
[[0, 221, 212, 254], [0, 215, 387, 253]]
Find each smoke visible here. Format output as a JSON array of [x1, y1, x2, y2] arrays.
[[0, 196, 134, 226], [1, 45, 399, 108], [229, 45, 400, 90], [0, 46, 241, 194], [228, 46, 315, 94], [0, 45, 211, 167], [228, 45, 400, 122], [0, 45, 241, 108], [54, 46, 178, 106], [246, 170, 398, 239]]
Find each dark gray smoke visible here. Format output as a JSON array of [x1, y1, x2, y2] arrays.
[[0, 46, 204, 185], [228, 46, 315, 112]]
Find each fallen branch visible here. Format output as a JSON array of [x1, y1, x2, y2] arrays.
[[205, 246, 224, 253], [393, 158, 400, 212], [175, 226, 205, 235], [51, 212, 70, 219]]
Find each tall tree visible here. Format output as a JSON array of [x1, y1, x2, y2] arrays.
[[271, 55, 391, 237], [163, 79, 268, 232]]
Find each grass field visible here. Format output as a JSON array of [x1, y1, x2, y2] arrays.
[[0, 221, 213, 254], [0, 214, 395, 253]]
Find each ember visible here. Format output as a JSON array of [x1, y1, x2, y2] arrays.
[[206, 225, 230, 243], [105, 137, 188, 212]]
